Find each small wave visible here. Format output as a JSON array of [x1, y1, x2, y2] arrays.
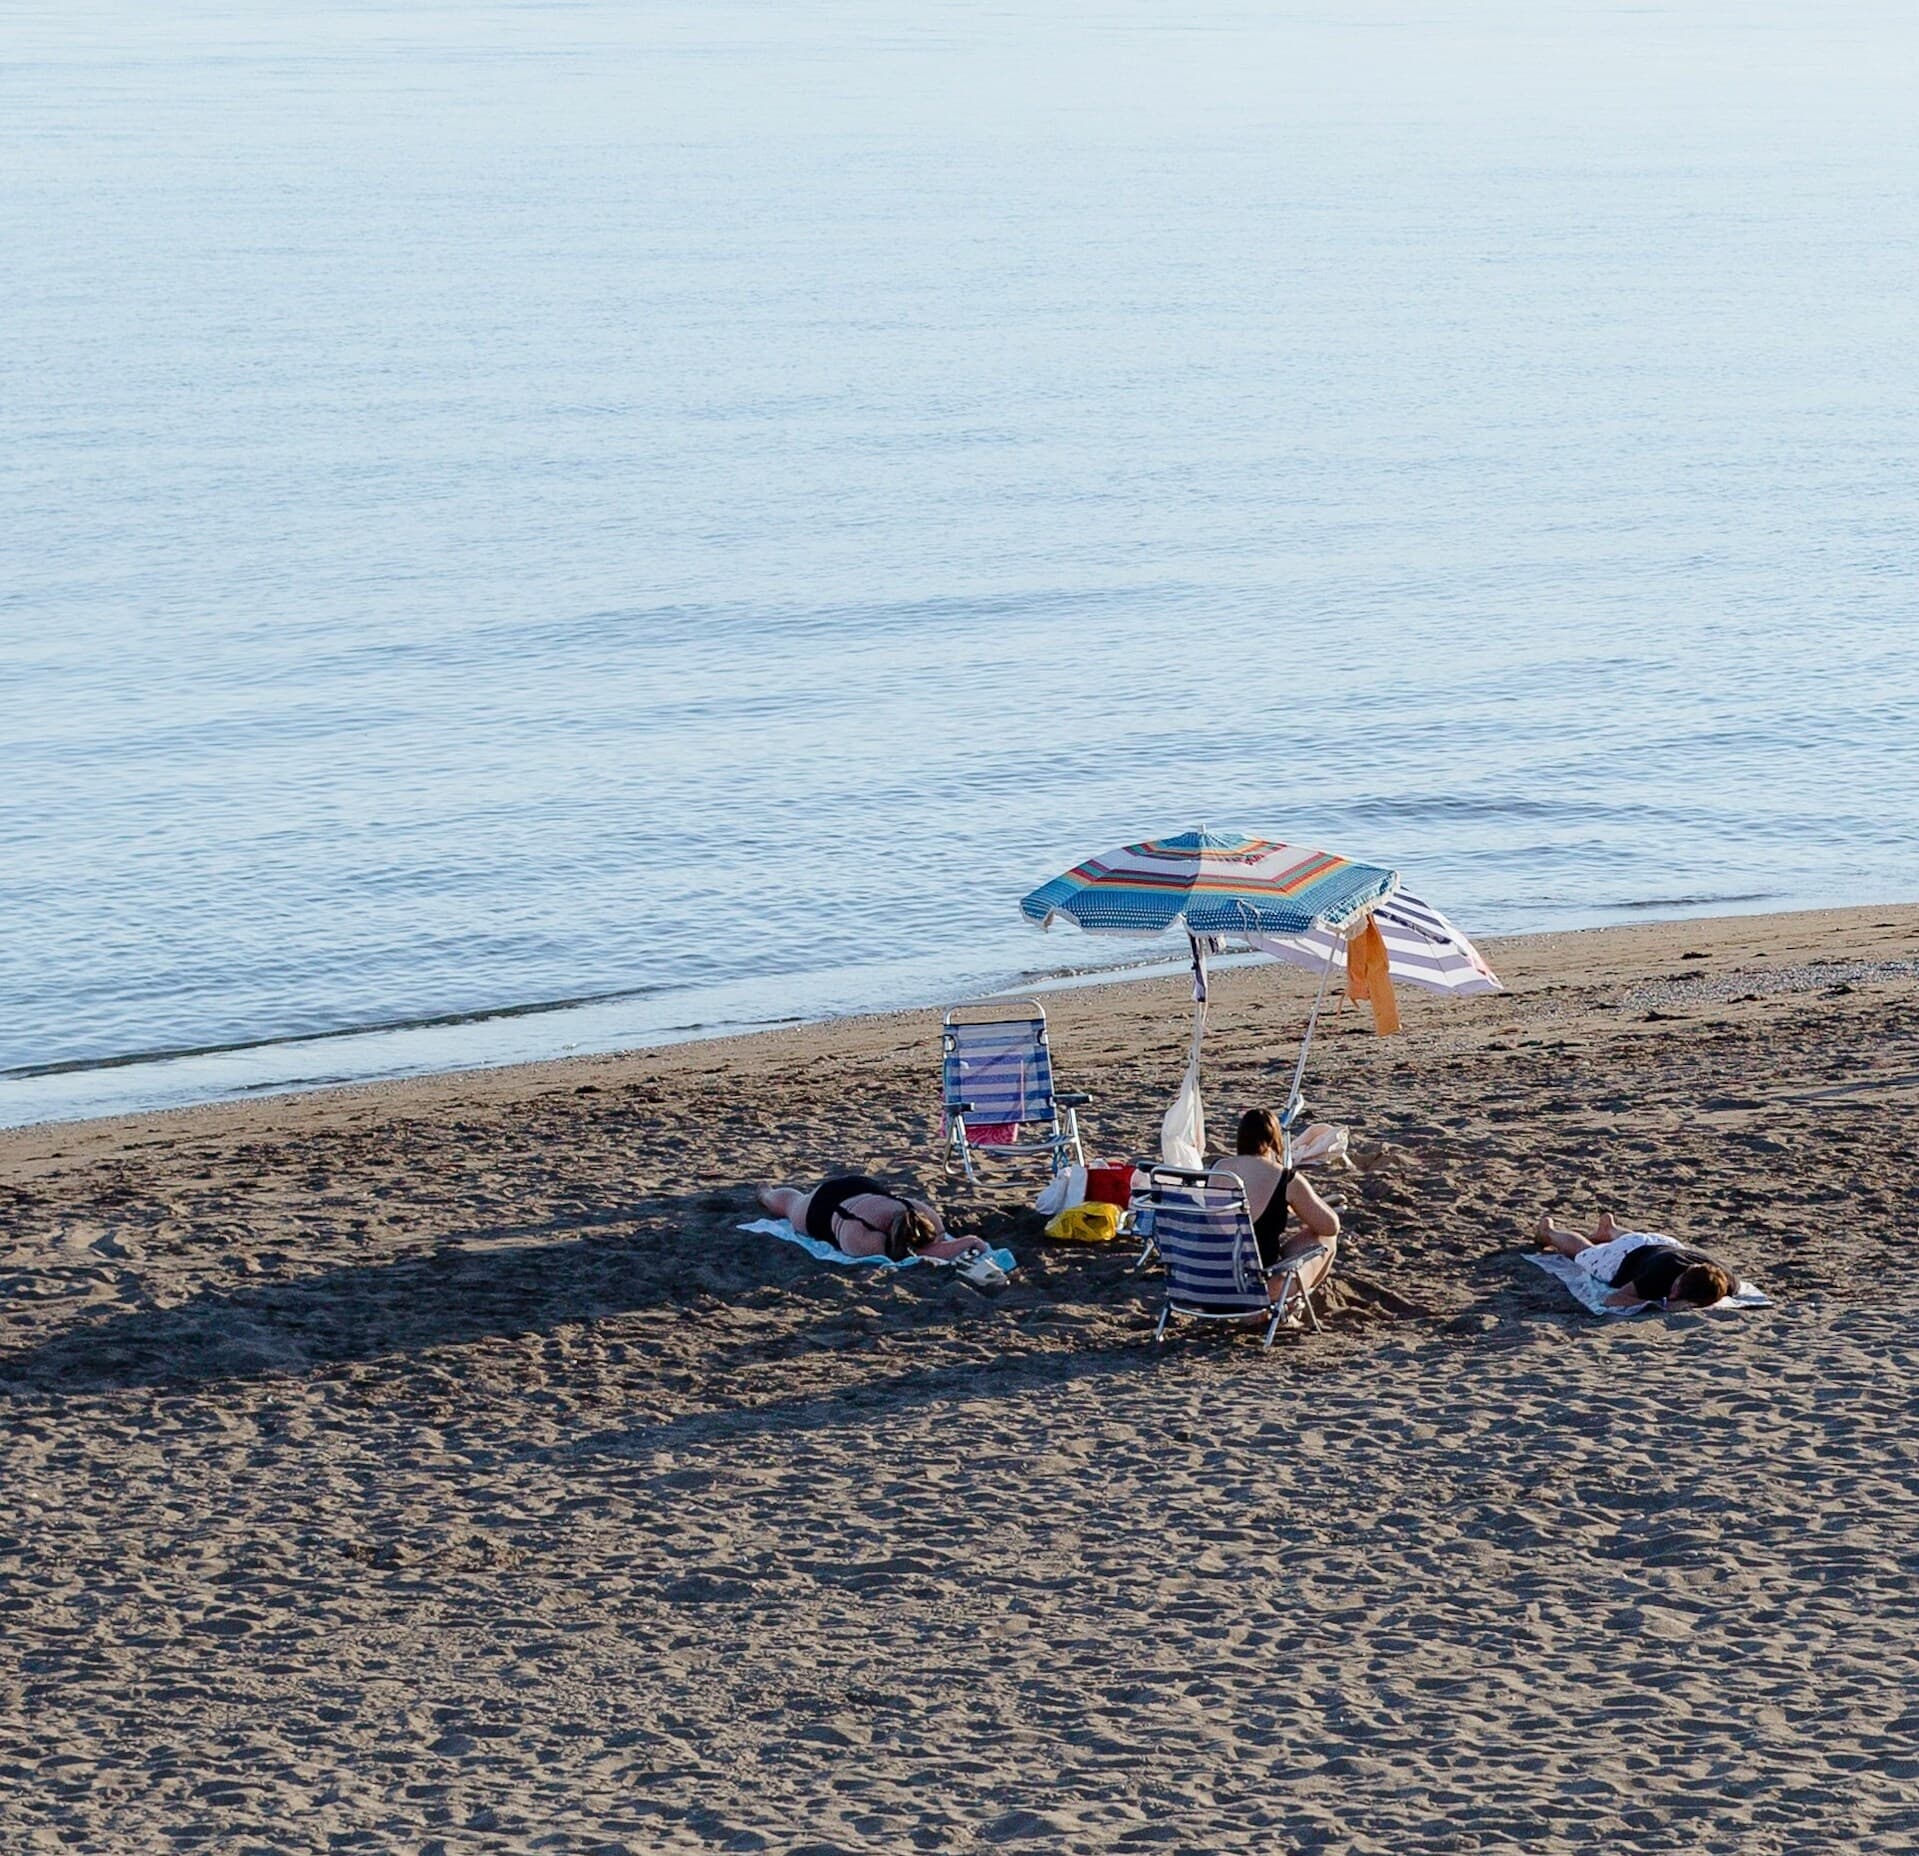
[[238, 1074, 356, 1093], [0, 984, 675, 1081], [1611, 892, 1776, 911]]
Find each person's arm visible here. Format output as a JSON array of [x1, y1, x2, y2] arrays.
[[838, 1212, 978, 1262], [1286, 1171, 1340, 1240], [1605, 1244, 1677, 1307]]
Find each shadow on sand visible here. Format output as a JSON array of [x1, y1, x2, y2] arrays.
[[0, 1195, 817, 1393], [2, 1183, 1428, 1402]]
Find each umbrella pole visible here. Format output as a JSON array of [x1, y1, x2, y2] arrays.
[[1186, 932, 1209, 1153], [1280, 940, 1340, 1167]]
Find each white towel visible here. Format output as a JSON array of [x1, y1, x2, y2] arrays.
[[739, 1219, 1017, 1276], [1528, 1248, 1770, 1314], [1290, 1122, 1352, 1170]]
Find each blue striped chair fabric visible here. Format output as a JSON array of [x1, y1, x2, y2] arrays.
[[942, 1021, 1054, 1125], [940, 1004, 1087, 1181], [1133, 1167, 1326, 1343], [1147, 1179, 1269, 1314]]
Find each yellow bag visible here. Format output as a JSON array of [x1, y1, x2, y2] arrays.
[[1044, 1202, 1123, 1245]]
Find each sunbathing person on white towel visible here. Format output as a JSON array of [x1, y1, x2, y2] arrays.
[[1536, 1211, 1736, 1310], [757, 1175, 986, 1264]]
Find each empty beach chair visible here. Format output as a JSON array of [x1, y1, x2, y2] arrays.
[[1134, 1165, 1328, 1346], [940, 1001, 1089, 1182]]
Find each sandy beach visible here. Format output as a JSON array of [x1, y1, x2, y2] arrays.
[[4, 904, 1918, 1854]]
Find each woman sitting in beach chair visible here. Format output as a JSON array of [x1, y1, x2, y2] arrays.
[[1209, 1108, 1342, 1299], [757, 1175, 988, 1265], [1535, 1211, 1736, 1309]]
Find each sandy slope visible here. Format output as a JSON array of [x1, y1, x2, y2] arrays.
[[3, 905, 1918, 1853]]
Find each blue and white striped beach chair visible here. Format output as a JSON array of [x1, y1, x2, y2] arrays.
[[1134, 1165, 1328, 1346], [940, 1001, 1089, 1182]]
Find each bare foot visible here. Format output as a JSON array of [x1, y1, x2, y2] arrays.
[[1534, 1213, 1561, 1250], [1595, 1211, 1619, 1242]]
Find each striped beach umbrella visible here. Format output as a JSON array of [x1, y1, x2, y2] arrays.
[[1017, 829, 1500, 1171], [1018, 830, 1400, 939], [1248, 889, 1503, 997]]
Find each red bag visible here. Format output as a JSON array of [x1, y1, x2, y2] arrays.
[[1083, 1164, 1136, 1209]]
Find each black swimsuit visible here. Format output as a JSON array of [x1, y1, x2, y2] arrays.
[[804, 1174, 887, 1246], [1608, 1241, 1717, 1300], [1251, 1168, 1296, 1270]]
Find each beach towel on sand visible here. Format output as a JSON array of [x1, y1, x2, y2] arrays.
[[1528, 1233, 1770, 1315], [740, 1219, 1017, 1276]]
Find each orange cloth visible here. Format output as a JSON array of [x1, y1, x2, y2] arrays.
[[1345, 918, 1401, 1035]]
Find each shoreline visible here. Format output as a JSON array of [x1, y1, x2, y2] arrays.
[[6, 893, 1895, 1135], [4, 900, 1916, 1167]]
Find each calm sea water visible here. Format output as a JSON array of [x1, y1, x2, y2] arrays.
[[6, 1, 1918, 1127]]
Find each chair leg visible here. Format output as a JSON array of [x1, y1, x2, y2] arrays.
[[1260, 1270, 1299, 1335], [1154, 1302, 1170, 1343], [1301, 1285, 1322, 1332], [1127, 1236, 1158, 1276], [1063, 1107, 1085, 1168], [949, 1116, 978, 1185]]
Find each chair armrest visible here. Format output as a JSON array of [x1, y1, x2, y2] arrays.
[[1139, 1162, 1213, 1188], [1273, 1243, 1330, 1274], [1055, 1092, 1091, 1107]]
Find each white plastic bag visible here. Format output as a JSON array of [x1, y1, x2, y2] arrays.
[[1160, 1057, 1205, 1171], [1034, 1164, 1087, 1217]]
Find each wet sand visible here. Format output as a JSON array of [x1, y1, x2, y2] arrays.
[[4, 904, 1919, 1853]]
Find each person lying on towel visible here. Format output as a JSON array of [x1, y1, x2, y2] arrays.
[[1535, 1211, 1736, 1309], [1209, 1109, 1342, 1302], [757, 1174, 988, 1265]]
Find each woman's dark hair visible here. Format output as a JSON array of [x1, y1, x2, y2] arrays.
[[1235, 1108, 1285, 1158], [885, 1202, 941, 1261], [1671, 1261, 1734, 1308]]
